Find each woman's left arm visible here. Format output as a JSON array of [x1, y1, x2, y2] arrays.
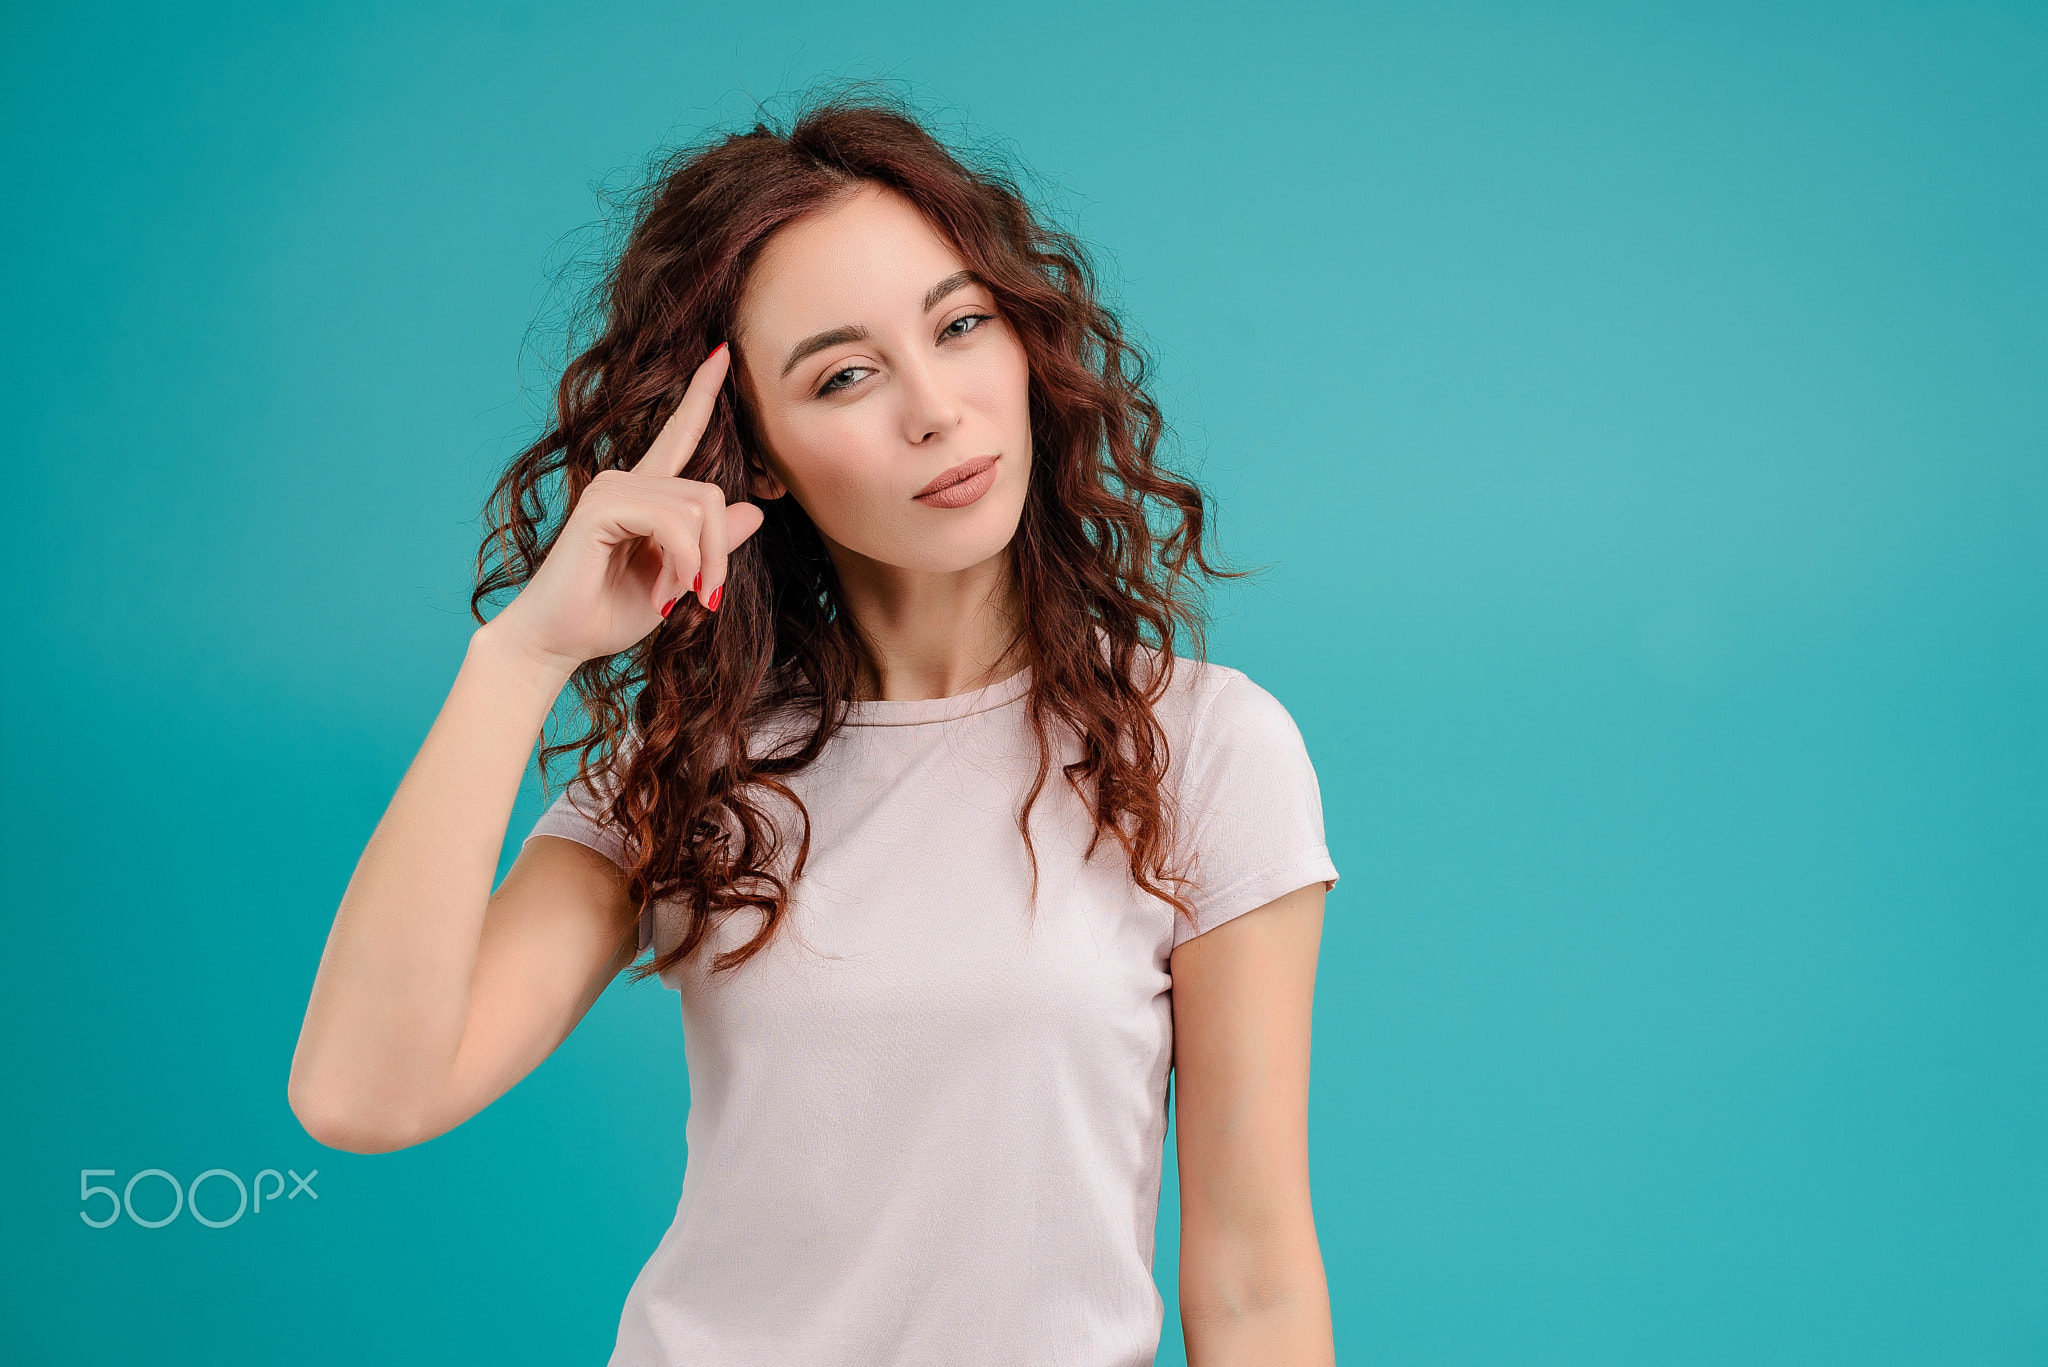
[[1170, 880, 1336, 1366]]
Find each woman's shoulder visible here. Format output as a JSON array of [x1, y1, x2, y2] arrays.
[[1145, 653, 1329, 858], [1144, 652, 1307, 749]]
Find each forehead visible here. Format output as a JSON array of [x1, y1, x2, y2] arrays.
[[737, 183, 969, 342]]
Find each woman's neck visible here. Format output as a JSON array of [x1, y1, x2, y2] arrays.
[[825, 541, 1027, 702]]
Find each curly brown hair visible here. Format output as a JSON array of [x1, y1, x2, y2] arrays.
[[474, 90, 1235, 982]]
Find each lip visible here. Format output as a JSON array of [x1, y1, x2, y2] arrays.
[[911, 455, 1000, 509]]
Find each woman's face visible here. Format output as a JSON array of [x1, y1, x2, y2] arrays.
[[732, 183, 1034, 577]]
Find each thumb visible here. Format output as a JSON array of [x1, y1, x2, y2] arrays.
[[724, 501, 768, 550]]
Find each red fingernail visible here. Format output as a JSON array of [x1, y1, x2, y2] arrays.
[[709, 342, 726, 360], [706, 585, 723, 612], [659, 597, 678, 618], [692, 571, 701, 594]]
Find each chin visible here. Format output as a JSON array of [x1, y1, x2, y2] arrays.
[[866, 498, 1027, 575], [900, 525, 1021, 575]]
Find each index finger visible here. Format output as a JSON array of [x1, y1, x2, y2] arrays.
[[631, 342, 731, 479]]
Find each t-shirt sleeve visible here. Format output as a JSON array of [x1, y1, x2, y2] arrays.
[[1171, 671, 1340, 950], [520, 750, 653, 954]]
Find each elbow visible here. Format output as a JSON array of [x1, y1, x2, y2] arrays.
[[287, 1068, 426, 1156], [1178, 1220, 1334, 1337]]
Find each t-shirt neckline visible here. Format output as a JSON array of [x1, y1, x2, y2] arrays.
[[840, 666, 1032, 727]]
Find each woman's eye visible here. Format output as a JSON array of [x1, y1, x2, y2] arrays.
[[944, 312, 996, 339], [818, 365, 871, 396]]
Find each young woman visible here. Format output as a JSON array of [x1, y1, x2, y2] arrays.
[[290, 96, 1339, 1366]]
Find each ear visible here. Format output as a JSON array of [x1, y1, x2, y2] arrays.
[[748, 465, 789, 500]]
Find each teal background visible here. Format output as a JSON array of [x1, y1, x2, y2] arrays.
[[4, 1, 2044, 1362]]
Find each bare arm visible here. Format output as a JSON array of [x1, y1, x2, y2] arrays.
[[286, 626, 633, 1154], [287, 342, 759, 1154], [1171, 881, 1336, 1366]]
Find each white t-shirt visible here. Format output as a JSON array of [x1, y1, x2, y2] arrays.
[[523, 657, 1338, 1366]]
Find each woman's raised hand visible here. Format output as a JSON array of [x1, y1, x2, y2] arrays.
[[486, 343, 768, 673]]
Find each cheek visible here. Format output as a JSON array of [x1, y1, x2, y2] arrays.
[[962, 335, 1035, 435], [777, 413, 900, 516]]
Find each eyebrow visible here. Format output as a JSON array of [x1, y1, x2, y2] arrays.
[[778, 270, 986, 379]]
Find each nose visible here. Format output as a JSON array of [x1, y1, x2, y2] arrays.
[[896, 352, 962, 446]]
